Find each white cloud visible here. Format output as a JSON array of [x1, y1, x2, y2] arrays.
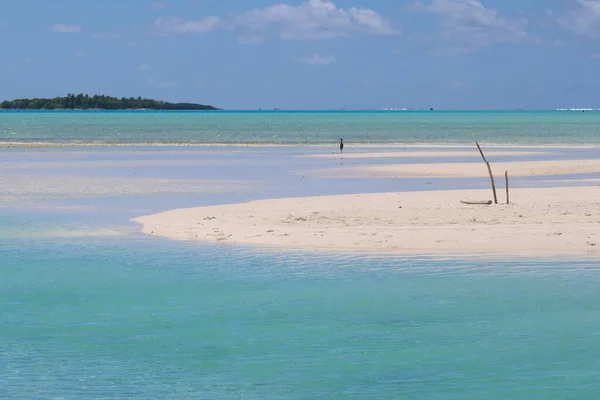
[[51, 24, 83, 33], [139, 63, 153, 72], [300, 53, 336, 65], [153, 16, 221, 33], [235, 0, 396, 41], [412, 0, 532, 54], [557, 0, 600, 38], [152, 0, 395, 41]]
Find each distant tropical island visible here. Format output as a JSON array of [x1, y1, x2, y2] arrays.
[[0, 94, 218, 110]]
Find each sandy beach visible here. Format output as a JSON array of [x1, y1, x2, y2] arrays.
[[315, 159, 600, 179], [299, 150, 548, 159], [134, 186, 600, 256]]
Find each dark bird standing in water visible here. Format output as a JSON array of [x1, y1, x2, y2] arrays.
[[339, 138, 344, 153]]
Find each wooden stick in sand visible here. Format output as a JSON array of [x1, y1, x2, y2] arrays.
[[475, 142, 498, 204], [505, 171, 510, 204]]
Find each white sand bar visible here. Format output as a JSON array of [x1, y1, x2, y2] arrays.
[[300, 150, 547, 159], [316, 159, 600, 179], [134, 187, 600, 255]]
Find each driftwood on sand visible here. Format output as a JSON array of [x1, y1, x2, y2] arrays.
[[460, 200, 493, 205]]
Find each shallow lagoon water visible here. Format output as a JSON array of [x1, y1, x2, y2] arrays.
[[2, 146, 600, 398], [3, 238, 600, 399], [2, 145, 600, 244]]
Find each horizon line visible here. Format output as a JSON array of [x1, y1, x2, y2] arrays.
[[2, 108, 599, 112]]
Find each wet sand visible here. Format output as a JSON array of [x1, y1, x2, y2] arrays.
[[314, 159, 600, 179], [299, 150, 548, 159]]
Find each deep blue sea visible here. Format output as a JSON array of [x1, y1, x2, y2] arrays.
[[2, 114, 600, 398], [2, 110, 600, 145]]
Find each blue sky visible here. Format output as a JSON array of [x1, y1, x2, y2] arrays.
[[1, 0, 600, 109]]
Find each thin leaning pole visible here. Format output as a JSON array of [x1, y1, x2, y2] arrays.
[[475, 141, 498, 205], [505, 171, 510, 204]]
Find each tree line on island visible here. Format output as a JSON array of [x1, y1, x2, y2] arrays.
[[0, 94, 218, 110]]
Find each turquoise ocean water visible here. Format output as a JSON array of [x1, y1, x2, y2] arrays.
[[2, 113, 600, 398], [2, 110, 600, 145], [3, 238, 600, 399]]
